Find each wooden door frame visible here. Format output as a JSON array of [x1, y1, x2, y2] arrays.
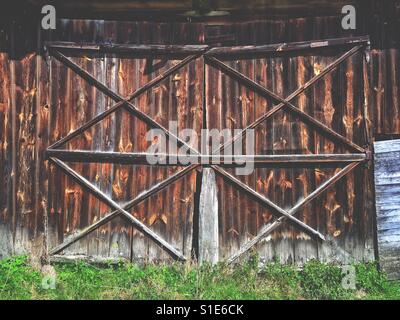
[[44, 35, 372, 262]]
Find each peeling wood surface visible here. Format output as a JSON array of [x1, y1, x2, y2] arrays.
[[374, 139, 400, 280], [0, 17, 395, 264]]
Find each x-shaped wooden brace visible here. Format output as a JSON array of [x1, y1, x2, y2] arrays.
[[47, 47, 207, 261], [203, 43, 369, 263]]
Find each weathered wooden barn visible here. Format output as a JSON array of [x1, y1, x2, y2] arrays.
[[0, 0, 399, 278]]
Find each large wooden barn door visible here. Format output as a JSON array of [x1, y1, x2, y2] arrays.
[[45, 43, 206, 261], [203, 36, 373, 264], [45, 35, 372, 263]]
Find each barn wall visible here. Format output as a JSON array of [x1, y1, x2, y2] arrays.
[[0, 13, 398, 263], [374, 139, 400, 280]]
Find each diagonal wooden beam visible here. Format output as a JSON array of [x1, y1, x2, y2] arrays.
[[212, 165, 325, 241], [49, 163, 199, 255], [226, 161, 361, 264], [205, 45, 365, 154], [49, 157, 191, 261], [48, 50, 201, 151]]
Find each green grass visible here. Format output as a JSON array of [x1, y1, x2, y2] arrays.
[[0, 255, 399, 300]]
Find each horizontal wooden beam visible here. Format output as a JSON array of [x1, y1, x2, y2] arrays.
[[46, 42, 209, 55], [206, 36, 370, 57], [47, 149, 367, 166], [46, 37, 369, 57]]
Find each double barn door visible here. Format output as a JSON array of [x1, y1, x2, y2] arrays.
[[45, 36, 371, 263]]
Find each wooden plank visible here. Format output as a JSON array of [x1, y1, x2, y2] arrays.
[[237, 57, 251, 256], [277, 52, 296, 264], [169, 44, 187, 261], [342, 49, 359, 263], [374, 139, 400, 280], [311, 17, 338, 263], [207, 36, 369, 57], [198, 168, 219, 264], [13, 53, 37, 252], [46, 149, 367, 165], [289, 17, 318, 266], [34, 52, 50, 259], [253, 23, 274, 263], [370, 50, 385, 134], [95, 20, 118, 258], [386, 49, 399, 134], [110, 37, 133, 260], [0, 53, 13, 259], [46, 41, 209, 56]]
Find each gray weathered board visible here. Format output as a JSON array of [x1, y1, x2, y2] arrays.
[[374, 139, 400, 280]]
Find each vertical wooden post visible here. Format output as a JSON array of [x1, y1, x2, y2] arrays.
[[198, 168, 219, 264]]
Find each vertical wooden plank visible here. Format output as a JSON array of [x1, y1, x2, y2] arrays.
[[173, 49, 189, 261], [61, 21, 95, 255], [231, 58, 242, 257], [62, 56, 83, 255], [362, 53, 376, 262], [183, 54, 203, 258], [95, 20, 118, 258], [386, 49, 399, 133], [48, 19, 73, 253], [198, 168, 219, 264], [136, 21, 157, 262], [290, 18, 318, 265], [313, 17, 342, 263], [263, 19, 292, 264], [45, 20, 59, 251], [108, 21, 136, 260], [238, 56, 256, 255], [10, 58, 17, 254], [274, 56, 295, 264], [370, 50, 385, 135], [13, 53, 37, 253], [207, 55, 226, 258], [0, 53, 13, 258], [34, 51, 50, 259], [254, 19, 275, 263], [47, 51, 61, 251], [83, 21, 107, 258], [342, 51, 360, 263]]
